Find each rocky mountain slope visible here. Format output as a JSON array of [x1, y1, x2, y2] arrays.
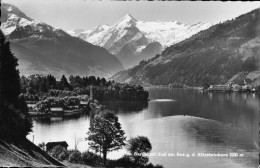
[[1, 3, 124, 78], [69, 14, 213, 68], [112, 8, 260, 87]]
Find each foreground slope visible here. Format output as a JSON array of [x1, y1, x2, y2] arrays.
[[1, 3, 124, 78], [0, 139, 64, 167], [112, 8, 260, 86]]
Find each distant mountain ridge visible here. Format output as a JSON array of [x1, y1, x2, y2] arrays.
[[111, 8, 260, 87], [1, 3, 124, 78], [69, 14, 213, 68]]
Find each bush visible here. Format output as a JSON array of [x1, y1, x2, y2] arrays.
[[64, 149, 76, 160], [145, 163, 164, 168], [108, 155, 135, 167], [108, 155, 164, 168], [81, 151, 102, 165], [68, 150, 82, 163], [50, 145, 67, 161]]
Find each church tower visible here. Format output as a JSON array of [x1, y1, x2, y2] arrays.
[[90, 85, 93, 103]]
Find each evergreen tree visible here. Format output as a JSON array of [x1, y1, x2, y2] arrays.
[[0, 31, 32, 139], [96, 77, 101, 86], [88, 76, 96, 86], [68, 75, 76, 87], [46, 74, 57, 89], [73, 76, 83, 88], [83, 76, 89, 86], [100, 77, 106, 87], [60, 75, 72, 90], [1, 33, 20, 108], [40, 78, 48, 92]]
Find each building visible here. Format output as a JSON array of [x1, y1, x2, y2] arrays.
[[27, 103, 37, 108], [80, 101, 88, 105], [79, 101, 89, 108], [50, 107, 63, 112], [208, 85, 231, 92], [50, 107, 64, 116], [46, 141, 68, 152], [241, 85, 250, 92], [232, 84, 242, 92]]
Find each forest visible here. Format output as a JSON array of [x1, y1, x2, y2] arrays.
[[21, 74, 149, 102], [20, 74, 149, 113]]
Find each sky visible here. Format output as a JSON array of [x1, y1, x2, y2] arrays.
[[3, 0, 260, 31]]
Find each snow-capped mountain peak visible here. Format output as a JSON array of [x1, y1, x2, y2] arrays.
[[69, 14, 214, 68], [1, 3, 70, 39], [94, 25, 110, 32], [120, 14, 137, 23], [2, 13, 31, 35], [2, 3, 32, 22], [1, 3, 124, 78], [113, 14, 137, 28]]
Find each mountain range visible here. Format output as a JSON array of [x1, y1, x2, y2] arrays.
[[1, 3, 124, 78], [2, 3, 259, 87], [68, 14, 213, 68], [111, 8, 260, 86]]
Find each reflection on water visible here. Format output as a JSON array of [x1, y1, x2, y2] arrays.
[[28, 87, 259, 168], [32, 114, 83, 124], [150, 99, 177, 102], [101, 100, 148, 112]]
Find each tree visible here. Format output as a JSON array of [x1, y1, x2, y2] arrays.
[[127, 136, 152, 166], [50, 145, 67, 161], [26, 87, 35, 95], [68, 150, 82, 163], [88, 76, 96, 85], [73, 133, 84, 150], [38, 142, 46, 151], [46, 74, 57, 89], [83, 76, 89, 86], [59, 75, 72, 90], [96, 77, 101, 86], [145, 163, 164, 168], [202, 82, 210, 89], [100, 77, 106, 87], [39, 78, 48, 92], [69, 75, 83, 88], [87, 111, 126, 166], [0, 31, 32, 139], [1, 31, 21, 108]]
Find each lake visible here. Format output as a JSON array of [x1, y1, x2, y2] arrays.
[[28, 87, 259, 168]]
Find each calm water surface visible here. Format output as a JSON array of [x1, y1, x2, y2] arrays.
[[28, 87, 259, 168]]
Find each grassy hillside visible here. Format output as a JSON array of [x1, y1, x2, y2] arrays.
[[112, 8, 260, 86]]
